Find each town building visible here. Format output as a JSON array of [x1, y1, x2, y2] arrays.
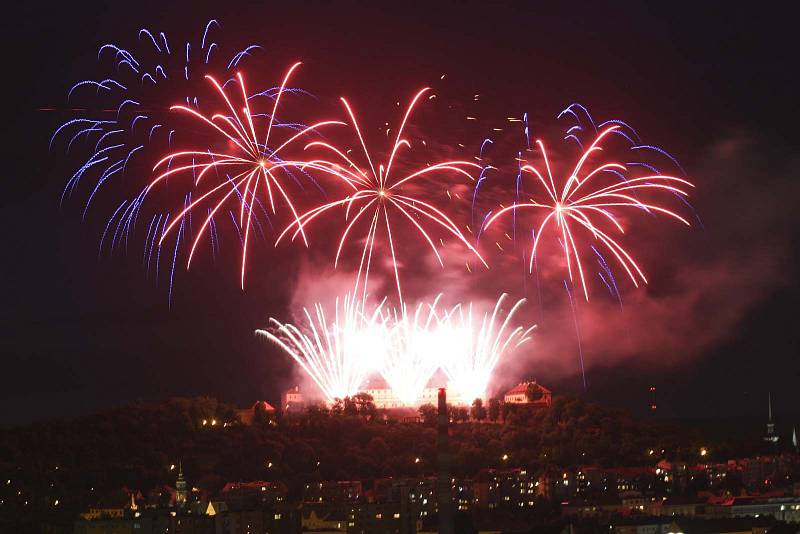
[[303, 480, 363, 505], [561, 496, 625, 518], [347, 500, 418, 534], [302, 508, 348, 532], [474, 468, 539, 510], [706, 496, 800, 522], [372, 476, 475, 520], [215, 481, 287, 509]]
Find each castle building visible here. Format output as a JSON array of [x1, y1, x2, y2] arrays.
[[360, 372, 466, 409], [361, 384, 465, 409], [503, 381, 552, 407], [281, 386, 305, 413]]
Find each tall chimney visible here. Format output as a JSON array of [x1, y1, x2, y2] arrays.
[[437, 388, 454, 534]]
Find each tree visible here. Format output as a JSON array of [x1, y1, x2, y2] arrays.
[[366, 436, 390, 459], [331, 398, 344, 416], [526, 382, 544, 402], [452, 406, 469, 423], [418, 403, 437, 426], [343, 397, 358, 416], [488, 398, 501, 422], [470, 399, 487, 421], [502, 401, 515, 421], [305, 403, 329, 424], [215, 402, 238, 424], [352, 393, 377, 419]]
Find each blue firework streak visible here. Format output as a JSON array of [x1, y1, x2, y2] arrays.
[[54, 21, 261, 209], [51, 20, 316, 300], [558, 103, 703, 228], [592, 245, 623, 311], [557, 102, 686, 182], [471, 111, 530, 246], [471, 165, 493, 228]]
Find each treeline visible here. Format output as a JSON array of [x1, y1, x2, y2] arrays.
[[0, 395, 765, 530]]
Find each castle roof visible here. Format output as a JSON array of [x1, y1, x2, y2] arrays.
[[505, 381, 551, 396]]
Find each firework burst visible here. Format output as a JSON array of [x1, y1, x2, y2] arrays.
[[379, 296, 448, 405], [149, 64, 343, 287], [52, 21, 261, 259], [256, 294, 387, 404], [278, 88, 487, 303], [439, 294, 535, 403], [50, 21, 326, 300], [485, 110, 694, 300], [258, 293, 534, 406]]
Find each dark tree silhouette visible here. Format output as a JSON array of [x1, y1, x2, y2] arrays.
[[352, 393, 377, 419], [488, 398, 501, 422], [418, 403, 437, 426], [526, 383, 544, 402], [470, 399, 487, 421]]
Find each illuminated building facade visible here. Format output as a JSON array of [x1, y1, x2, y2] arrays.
[[281, 386, 304, 413], [503, 381, 552, 407]]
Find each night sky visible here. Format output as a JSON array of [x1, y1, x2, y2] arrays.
[[2, 1, 798, 426]]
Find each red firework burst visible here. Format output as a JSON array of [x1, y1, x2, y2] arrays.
[[149, 63, 342, 287], [486, 125, 694, 300], [278, 87, 487, 302]]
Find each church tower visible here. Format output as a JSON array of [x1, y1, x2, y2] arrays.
[[175, 462, 188, 508], [764, 393, 779, 443]]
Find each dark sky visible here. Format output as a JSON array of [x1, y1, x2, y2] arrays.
[[2, 1, 798, 426]]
